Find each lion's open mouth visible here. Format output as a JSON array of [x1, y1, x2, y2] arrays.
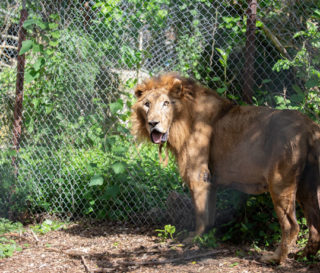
[[150, 129, 169, 144]]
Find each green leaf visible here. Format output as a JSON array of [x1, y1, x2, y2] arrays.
[[103, 185, 120, 199], [48, 23, 59, 29], [241, 223, 248, 231], [23, 18, 46, 30], [293, 31, 305, 39], [33, 57, 45, 71], [157, 9, 168, 19], [190, 9, 198, 16], [49, 40, 59, 47], [112, 145, 127, 153], [45, 105, 54, 114], [111, 162, 125, 174], [89, 163, 98, 168], [51, 30, 61, 39], [49, 14, 60, 21], [305, 79, 319, 89], [19, 40, 33, 55], [217, 87, 227, 94], [45, 48, 54, 56], [89, 175, 104, 187], [109, 99, 123, 114], [23, 18, 39, 29], [32, 43, 42, 53], [212, 77, 221, 82], [24, 69, 36, 83], [292, 84, 303, 94], [35, 20, 47, 30], [256, 20, 263, 28], [193, 19, 200, 27], [261, 79, 271, 84]]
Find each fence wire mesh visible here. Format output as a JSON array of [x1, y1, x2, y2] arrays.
[[0, 0, 319, 227]]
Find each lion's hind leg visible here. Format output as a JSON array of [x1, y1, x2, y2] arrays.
[[261, 175, 299, 264], [297, 161, 320, 258]]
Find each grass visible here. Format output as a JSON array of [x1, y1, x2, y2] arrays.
[[0, 218, 24, 258], [0, 218, 68, 259]]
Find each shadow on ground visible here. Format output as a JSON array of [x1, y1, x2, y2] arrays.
[[60, 221, 319, 273]]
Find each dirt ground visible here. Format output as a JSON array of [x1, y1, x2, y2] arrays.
[[0, 221, 319, 273]]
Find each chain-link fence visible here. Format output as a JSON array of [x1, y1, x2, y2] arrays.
[[1, 0, 319, 227]]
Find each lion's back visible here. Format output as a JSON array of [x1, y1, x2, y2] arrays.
[[210, 106, 316, 194]]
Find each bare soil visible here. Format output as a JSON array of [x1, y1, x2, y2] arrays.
[[0, 222, 319, 273]]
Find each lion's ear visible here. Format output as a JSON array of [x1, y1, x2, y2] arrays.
[[135, 84, 146, 98], [169, 79, 183, 98]]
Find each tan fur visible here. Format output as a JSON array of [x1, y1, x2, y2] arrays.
[[131, 73, 320, 264]]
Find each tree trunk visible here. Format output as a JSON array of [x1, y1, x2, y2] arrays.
[[12, 6, 28, 172], [242, 0, 257, 104]]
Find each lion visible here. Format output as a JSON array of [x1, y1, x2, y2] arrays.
[[130, 72, 320, 264]]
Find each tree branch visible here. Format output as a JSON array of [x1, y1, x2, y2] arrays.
[[258, 17, 291, 60]]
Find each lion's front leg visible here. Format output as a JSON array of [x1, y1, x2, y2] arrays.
[[189, 176, 217, 237], [184, 121, 217, 239]]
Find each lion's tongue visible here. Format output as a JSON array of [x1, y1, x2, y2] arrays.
[[151, 131, 163, 144]]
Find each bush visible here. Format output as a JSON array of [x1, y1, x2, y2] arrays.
[[15, 133, 184, 221], [0, 155, 30, 220]]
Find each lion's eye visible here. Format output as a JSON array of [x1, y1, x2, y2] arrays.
[[144, 101, 150, 108], [163, 101, 169, 107]]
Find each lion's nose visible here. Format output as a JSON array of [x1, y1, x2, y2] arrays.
[[148, 121, 159, 128]]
